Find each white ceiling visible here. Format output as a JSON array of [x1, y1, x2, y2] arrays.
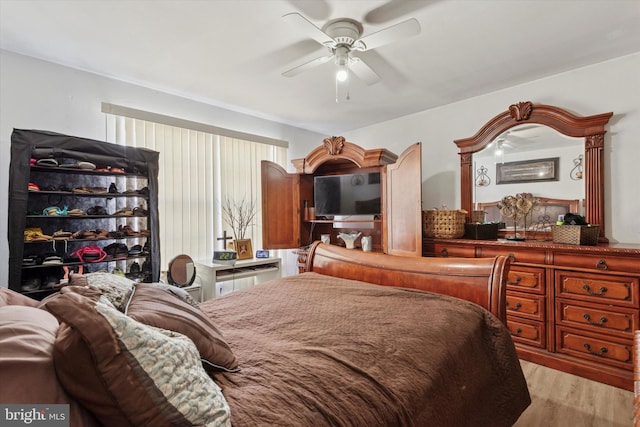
[[1, 0, 639, 135]]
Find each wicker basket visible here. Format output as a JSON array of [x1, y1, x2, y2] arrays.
[[423, 210, 467, 238], [552, 224, 600, 245]]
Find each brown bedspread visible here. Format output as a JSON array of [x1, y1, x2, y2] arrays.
[[202, 272, 530, 426]]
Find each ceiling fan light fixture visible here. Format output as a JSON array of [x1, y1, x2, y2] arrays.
[[336, 66, 349, 82], [334, 46, 350, 82]]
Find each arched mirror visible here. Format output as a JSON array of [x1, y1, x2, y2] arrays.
[[454, 101, 612, 241], [167, 254, 197, 287]]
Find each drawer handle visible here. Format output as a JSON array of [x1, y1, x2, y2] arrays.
[[583, 343, 608, 357], [512, 328, 522, 336], [507, 302, 522, 311], [507, 253, 516, 262], [440, 248, 449, 257], [596, 259, 608, 270], [507, 276, 522, 286], [583, 313, 608, 326], [582, 284, 607, 296]]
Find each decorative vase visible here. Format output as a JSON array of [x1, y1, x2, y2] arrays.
[[337, 231, 361, 249], [361, 236, 372, 252]]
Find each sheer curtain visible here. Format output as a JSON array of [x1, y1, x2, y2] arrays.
[[106, 111, 287, 272]]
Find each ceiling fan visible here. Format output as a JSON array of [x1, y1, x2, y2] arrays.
[[281, 12, 421, 85]]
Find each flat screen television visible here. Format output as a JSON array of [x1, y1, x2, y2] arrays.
[[314, 172, 381, 217]]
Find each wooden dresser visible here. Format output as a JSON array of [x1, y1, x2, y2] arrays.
[[424, 238, 640, 391]]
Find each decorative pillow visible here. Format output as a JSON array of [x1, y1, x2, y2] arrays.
[[143, 282, 200, 307], [126, 283, 239, 372], [0, 305, 100, 427], [43, 291, 231, 427], [69, 272, 134, 311], [0, 287, 40, 307]]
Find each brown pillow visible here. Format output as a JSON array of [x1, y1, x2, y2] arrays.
[[42, 291, 231, 427], [0, 287, 39, 307], [0, 305, 99, 427], [126, 283, 238, 372]]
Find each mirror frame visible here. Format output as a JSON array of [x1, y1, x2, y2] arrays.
[[454, 101, 612, 242], [167, 254, 197, 287]]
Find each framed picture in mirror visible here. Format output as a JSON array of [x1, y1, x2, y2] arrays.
[[496, 157, 559, 184]]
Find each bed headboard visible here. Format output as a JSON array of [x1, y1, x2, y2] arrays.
[[305, 242, 510, 323], [478, 197, 581, 227]]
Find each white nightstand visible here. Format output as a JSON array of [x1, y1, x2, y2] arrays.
[[195, 257, 281, 301]]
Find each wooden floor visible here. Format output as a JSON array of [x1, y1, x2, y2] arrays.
[[514, 360, 633, 427]]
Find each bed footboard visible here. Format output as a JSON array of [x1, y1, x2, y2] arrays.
[[305, 242, 510, 323]]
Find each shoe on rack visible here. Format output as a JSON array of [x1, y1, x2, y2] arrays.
[[87, 206, 109, 216], [36, 158, 59, 167], [22, 255, 42, 267], [108, 183, 119, 194], [129, 261, 141, 274], [118, 225, 140, 236], [53, 230, 73, 240], [43, 275, 60, 289], [132, 205, 148, 216], [128, 244, 143, 255], [21, 277, 42, 292], [42, 254, 63, 265], [113, 207, 134, 216], [142, 260, 151, 274], [24, 227, 52, 241]]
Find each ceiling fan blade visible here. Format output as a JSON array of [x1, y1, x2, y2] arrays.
[[355, 18, 421, 51], [282, 54, 333, 77], [282, 12, 336, 47], [349, 57, 381, 85], [364, 0, 438, 25]]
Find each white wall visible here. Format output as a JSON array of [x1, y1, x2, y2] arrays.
[[342, 53, 640, 246], [0, 49, 324, 285], [2, 50, 639, 286]]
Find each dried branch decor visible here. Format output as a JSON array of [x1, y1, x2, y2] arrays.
[[221, 196, 257, 240]]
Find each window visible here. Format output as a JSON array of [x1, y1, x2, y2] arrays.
[[103, 104, 287, 270]]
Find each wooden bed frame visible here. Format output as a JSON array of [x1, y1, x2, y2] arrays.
[[305, 241, 510, 323]]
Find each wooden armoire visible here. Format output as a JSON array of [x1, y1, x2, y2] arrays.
[[261, 137, 422, 265]]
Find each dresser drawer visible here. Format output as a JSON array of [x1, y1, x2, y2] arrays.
[[556, 300, 637, 338], [507, 318, 545, 348], [554, 253, 640, 274], [556, 270, 638, 307], [557, 327, 632, 369], [506, 292, 545, 321], [479, 247, 546, 265], [506, 266, 545, 294], [432, 243, 476, 258]]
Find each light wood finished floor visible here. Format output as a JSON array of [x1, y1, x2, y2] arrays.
[[514, 360, 632, 426]]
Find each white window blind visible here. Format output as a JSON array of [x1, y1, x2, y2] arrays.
[[106, 111, 287, 271]]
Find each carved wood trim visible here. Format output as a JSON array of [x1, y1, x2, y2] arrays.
[[454, 102, 612, 241], [293, 137, 398, 174]]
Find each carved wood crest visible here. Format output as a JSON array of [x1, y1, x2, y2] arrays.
[[509, 101, 533, 121], [323, 136, 345, 155]]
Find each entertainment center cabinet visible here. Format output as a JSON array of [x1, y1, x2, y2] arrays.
[[261, 137, 422, 263]]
